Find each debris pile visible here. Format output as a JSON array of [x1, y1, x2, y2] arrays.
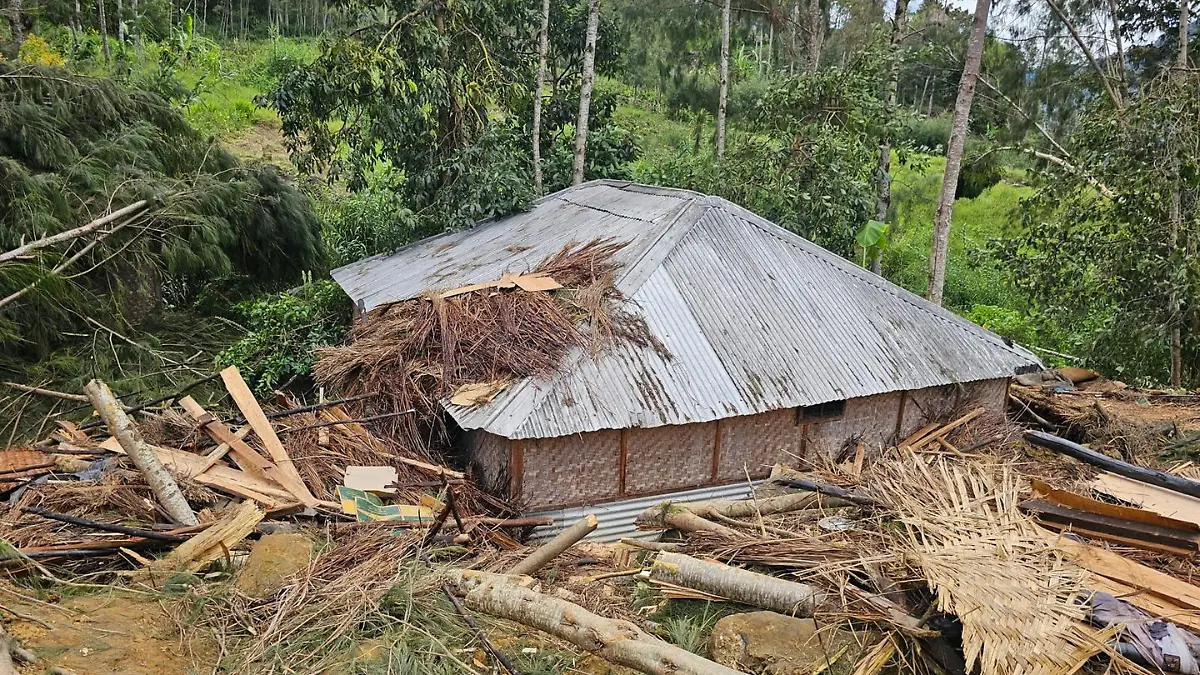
[[6, 351, 1200, 674]]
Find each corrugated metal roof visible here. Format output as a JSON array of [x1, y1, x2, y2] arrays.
[[330, 180, 1041, 440]]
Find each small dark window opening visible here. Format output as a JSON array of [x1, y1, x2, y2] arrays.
[[796, 400, 846, 425]]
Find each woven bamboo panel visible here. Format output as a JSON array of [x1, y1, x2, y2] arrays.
[[717, 408, 803, 482], [625, 422, 714, 494], [521, 430, 621, 509], [806, 391, 904, 460], [465, 431, 510, 496]]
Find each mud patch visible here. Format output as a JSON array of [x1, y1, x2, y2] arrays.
[[5, 588, 217, 674]]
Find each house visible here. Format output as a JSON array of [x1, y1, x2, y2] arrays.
[[331, 181, 1040, 530]]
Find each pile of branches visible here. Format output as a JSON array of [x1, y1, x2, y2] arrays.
[[315, 239, 660, 451]]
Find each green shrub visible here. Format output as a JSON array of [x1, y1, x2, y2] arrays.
[[216, 278, 351, 393], [900, 114, 951, 153], [318, 181, 418, 269], [967, 304, 1036, 344]]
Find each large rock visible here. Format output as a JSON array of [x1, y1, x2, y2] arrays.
[[235, 533, 314, 598], [710, 611, 868, 675]]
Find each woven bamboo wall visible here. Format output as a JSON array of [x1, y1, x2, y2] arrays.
[[489, 378, 1010, 510], [624, 422, 716, 495], [521, 431, 622, 508], [465, 430, 509, 496]]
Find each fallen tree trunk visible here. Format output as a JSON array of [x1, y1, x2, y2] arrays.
[[684, 491, 851, 518], [650, 552, 825, 616], [447, 569, 746, 675], [1025, 430, 1200, 500], [650, 552, 932, 636], [84, 379, 198, 526], [636, 503, 745, 538], [508, 514, 597, 576]]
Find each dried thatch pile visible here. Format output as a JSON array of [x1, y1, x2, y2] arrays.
[[314, 239, 659, 452]]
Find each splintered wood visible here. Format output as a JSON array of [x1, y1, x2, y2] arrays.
[[871, 456, 1117, 675]]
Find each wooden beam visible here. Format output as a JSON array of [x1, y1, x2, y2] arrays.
[[509, 441, 525, 501], [617, 429, 628, 496], [179, 396, 274, 480], [1026, 430, 1200, 500], [710, 420, 722, 483], [220, 366, 318, 507]]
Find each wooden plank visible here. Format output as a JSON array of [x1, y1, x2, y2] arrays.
[[100, 437, 291, 507], [1034, 517, 1196, 556], [220, 366, 318, 507], [1087, 575, 1200, 633], [178, 396, 274, 479], [1093, 472, 1200, 527], [1049, 532, 1200, 610], [1032, 479, 1200, 533], [195, 425, 253, 475], [144, 501, 263, 577]]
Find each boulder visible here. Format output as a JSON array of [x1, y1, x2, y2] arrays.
[[710, 611, 868, 675], [235, 532, 314, 598]]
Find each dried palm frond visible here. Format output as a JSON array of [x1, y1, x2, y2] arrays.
[[869, 455, 1131, 675]]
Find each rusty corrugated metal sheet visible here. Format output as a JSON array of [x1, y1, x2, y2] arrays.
[[330, 180, 1040, 440]]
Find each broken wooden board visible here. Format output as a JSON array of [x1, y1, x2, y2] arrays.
[[178, 396, 275, 480], [100, 437, 293, 508], [220, 366, 319, 507], [1048, 532, 1200, 611], [1026, 480, 1200, 554], [1093, 472, 1200, 527], [143, 501, 263, 578]]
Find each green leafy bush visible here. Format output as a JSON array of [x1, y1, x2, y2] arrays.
[[900, 114, 951, 153], [967, 304, 1036, 345], [317, 180, 417, 269], [216, 279, 351, 394]]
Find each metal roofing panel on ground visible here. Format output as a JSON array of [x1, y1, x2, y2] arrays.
[[333, 180, 1041, 440], [526, 480, 765, 542]]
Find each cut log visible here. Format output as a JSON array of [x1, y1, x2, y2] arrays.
[[508, 514, 597, 576], [1026, 430, 1200, 500], [649, 552, 931, 636], [220, 366, 319, 507], [636, 504, 745, 538], [650, 552, 825, 616], [84, 379, 198, 526], [143, 501, 263, 578], [447, 569, 746, 675], [683, 491, 851, 518]]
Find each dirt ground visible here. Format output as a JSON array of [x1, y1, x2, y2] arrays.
[[223, 120, 292, 167], [3, 586, 217, 674]]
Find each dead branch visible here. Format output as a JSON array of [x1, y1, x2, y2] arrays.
[[0, 200, 148, 265]]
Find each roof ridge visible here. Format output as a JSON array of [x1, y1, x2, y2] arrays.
[[711, 198, 1037, 364]]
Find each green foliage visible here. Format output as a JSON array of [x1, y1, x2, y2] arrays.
[[967, 304, 1038, 344], [998, 72, 1200, 384], [216, 278, 350, 393], [641, 43, 904, 257], [900, 114, 950, 153], [0, 63, 322, 357], [317, 180, 417, 269], [18, 34, 66, 65]]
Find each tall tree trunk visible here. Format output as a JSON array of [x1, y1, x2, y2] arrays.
[[788, 2, 797, 74], [8, 0, 22, 44], [98, 0, 110, 63], [532, 0, 550, 193], [804, 0, 824, 70], [767, 17, 773, 70], [716, 0, 731, 160], [71, 0, 81, 48], [1169, 0, 1188, 386], [116, 0, 125, 43], [919, 74, 930, 112], [1178, 0, 1189, 67], [926, 0, 991, 305], [871, 0, 910, 274], [571, 0, 601, 186]]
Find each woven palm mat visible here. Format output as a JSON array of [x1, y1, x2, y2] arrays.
[[869, 455, 1137, 675]]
